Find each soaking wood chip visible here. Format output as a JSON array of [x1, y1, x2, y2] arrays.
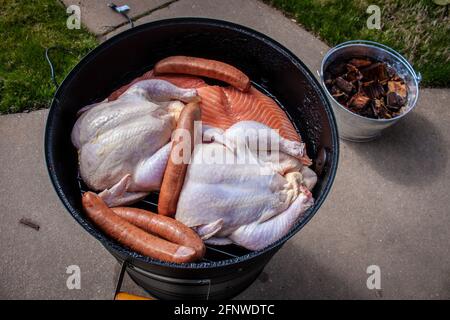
[[325, 57, 408, 119]]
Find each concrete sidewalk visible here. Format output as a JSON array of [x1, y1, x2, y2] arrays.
[[0, 0, 449, 300]]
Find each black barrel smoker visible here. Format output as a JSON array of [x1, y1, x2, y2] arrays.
[[45, 18, 339, 300]]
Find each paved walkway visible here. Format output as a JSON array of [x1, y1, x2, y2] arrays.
[[1, 0, 449, 299]]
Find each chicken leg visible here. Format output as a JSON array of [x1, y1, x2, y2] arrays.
[[98, 142, 172, 207], [228, 187, 313, 250]]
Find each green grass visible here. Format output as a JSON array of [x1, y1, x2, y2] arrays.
[[265, 0, 450, 87], [0, 0, 98, 114]]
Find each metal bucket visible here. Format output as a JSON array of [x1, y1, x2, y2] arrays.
[[320, 40, 421, 142]]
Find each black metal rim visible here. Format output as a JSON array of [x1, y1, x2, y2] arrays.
[[44, 18, 339, 269]]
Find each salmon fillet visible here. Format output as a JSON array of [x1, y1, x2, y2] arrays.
[[108, 70, 302, 143]]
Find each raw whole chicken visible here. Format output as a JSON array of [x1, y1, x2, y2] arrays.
[[176, 121, 317, 251], [71, 79, 199, 206]]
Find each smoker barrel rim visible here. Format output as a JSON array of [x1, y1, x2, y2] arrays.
[[44, 17, 339, 269]]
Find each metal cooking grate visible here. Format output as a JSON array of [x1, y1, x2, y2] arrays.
[[77, 173, 251, 264]]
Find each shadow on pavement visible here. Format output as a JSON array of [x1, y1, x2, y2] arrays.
[[238, 242, 365, 299], [345, 112, 447, 186]]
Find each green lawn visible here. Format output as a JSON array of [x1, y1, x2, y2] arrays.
[[265, 0, 449, 87], [0, 0, 97, 114]]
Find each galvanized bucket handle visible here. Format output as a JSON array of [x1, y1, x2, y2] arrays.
[[334, 40, 422, 84]]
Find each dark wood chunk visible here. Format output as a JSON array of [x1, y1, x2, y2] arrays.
[[335, 76, 354, 94], [357, 102, 375, 118], [332, 91, 349, 105], [349, 58, 372, 68], [360, 62, 388, 82], [387, 81, 407, 100], [386, 92, 405, 109], [386, 65, 396, 78], [330, 85, 340, 95], [363, 81, 385, 99], [371, 99, 386, 118], [345, 64, 363, 81], [348, 93, 370, 110], [327, 62, 347, 77], [353, 80, 362, 93]]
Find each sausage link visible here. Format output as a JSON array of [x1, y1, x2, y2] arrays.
[[82, 192, 197, 263], [158, 102, 201, 217], [154, 56, 251, 92], [112, 207, 205, 260]]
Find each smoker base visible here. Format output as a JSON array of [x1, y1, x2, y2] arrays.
[[127, 264, 264, 300]]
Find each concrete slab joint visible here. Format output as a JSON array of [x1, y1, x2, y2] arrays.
[[61, 0, 180, 35]]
